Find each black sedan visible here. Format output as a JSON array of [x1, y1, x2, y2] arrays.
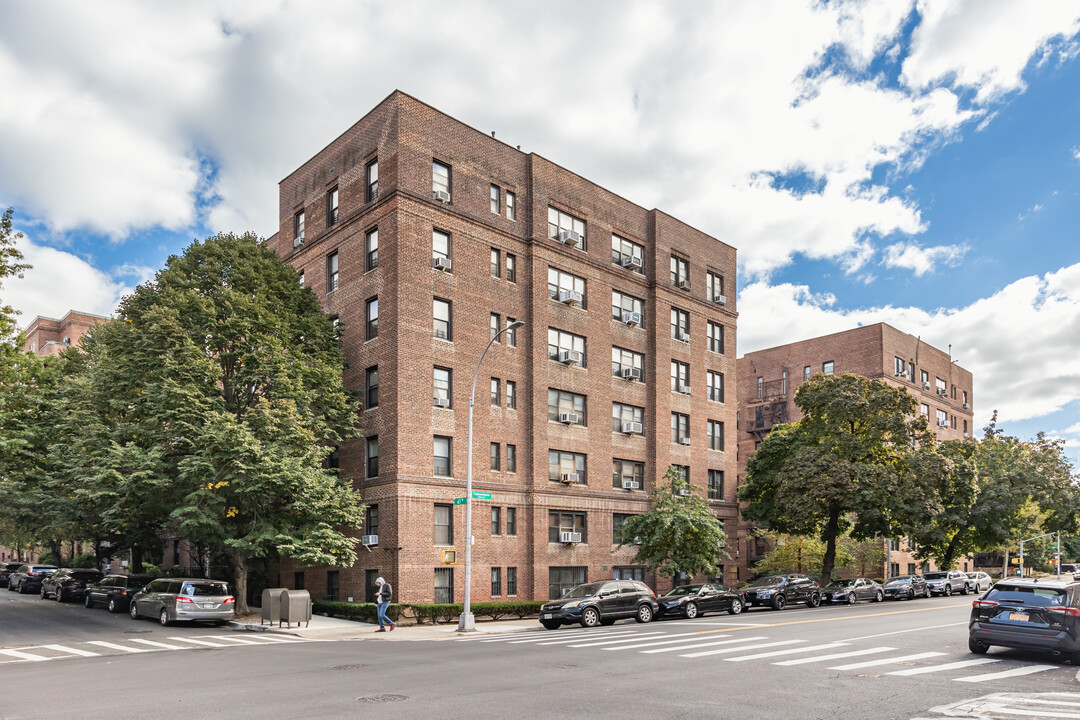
[[41, 568, 104, 602], [6, 564, 57, 593], [0, 562, 22, 588], [84, 574, 154, 613], [883, 575, 931, 600], [658, 583, 744, 619], [822, 578, 884, 604]]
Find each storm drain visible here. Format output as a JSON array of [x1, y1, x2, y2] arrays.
[[357, 694, 408, 704]]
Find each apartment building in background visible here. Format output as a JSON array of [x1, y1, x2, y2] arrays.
[[736, 323, 975, 580], [21, 310, 108, 356], [266, 91, 739, 604]]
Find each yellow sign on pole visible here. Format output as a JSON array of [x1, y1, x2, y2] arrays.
[[439, 548, 465, 565]]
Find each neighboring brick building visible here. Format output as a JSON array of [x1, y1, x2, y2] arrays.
[[267, 91, 739, 604], [736, 323, 975, 580], [21, 310, 108, 356]]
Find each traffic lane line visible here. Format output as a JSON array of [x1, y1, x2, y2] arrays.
[[687, 603, 968, 636]]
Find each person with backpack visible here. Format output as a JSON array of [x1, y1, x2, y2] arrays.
[[374, 577, 395, 632]]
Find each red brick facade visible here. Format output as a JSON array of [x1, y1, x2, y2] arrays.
[[21, 310, 108, 356]]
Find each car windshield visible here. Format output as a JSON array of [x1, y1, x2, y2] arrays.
[[924, 572, 948, 580], [665, 585, 701, 597], [966, 573, 978, 578], [827, 580, 855, 588], [747, 576, 783, 587], [562, 583, 604, 599], [72, 572, 101, 580], [183, 582, 229, 596], [985, 585, 1068, 608], [884, 578, 911, 586]]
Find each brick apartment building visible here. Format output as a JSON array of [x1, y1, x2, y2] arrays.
[[21, 310, 108, 357], [736, 323, 975, 580], [266, 91, 739, 604]]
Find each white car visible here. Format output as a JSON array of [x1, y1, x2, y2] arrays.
[[965, 571, 992, 593]]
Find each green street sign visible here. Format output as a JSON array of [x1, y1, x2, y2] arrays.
[[453, 497, 466, 506], [472, 491, 492, 500]]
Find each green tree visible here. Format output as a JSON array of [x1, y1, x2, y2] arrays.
[[750, 532, 853, 578], [614, 465, 728, 579], [0, 208, 31, 345], [739, 374, 935, 583]]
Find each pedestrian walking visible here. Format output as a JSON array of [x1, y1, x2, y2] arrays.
[[374, 577, 395, 632]]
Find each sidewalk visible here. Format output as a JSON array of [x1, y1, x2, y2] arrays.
[[229, 609, 541, 641]]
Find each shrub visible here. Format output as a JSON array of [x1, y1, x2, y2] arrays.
[[70, 554, 96, 569], [37, 553, 55, 565], [311, 599, 546, 625]]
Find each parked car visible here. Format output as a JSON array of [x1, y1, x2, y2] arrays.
[[882, 575, 930, 600], [84, 574, 154, 612], [658, 583, 744, 619], [6, 565, 57, 594], [0, 562, 23, 588], [969, 577, 1080, 663], [966, 571, 993, 593], [822, 578, 884, 604], [41, 568, 103, 602], [539, 580, 659, 629], [925, 570, 972, 596], [129, 578, 235, 626], [740, 574, 821, 610]]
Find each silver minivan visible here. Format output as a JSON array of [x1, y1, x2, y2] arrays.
[[128, 578, 235, 626]]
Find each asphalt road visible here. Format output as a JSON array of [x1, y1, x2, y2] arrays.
[[3, 590, 1079, 720]]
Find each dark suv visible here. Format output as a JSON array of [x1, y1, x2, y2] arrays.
[[969, 577, 1080, 663], [84, 574, 154, 613], [41, 569, 104, 602], [540, 580, 659, 629], [7, 565, 57, 594], [741, 574, 821, 610], [883, 575, 930, 600], [0, 562, 22, 588]]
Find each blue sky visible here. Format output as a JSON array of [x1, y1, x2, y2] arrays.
[[1, 1, 1079, 464]]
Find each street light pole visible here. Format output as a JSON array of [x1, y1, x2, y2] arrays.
[[458, 320, 523, 633]]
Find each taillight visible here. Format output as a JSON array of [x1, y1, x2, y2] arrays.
[[121, 589, 127, 596], [1047, 606, 1080, 617], [223, 596, 235, 604], [972, 600, 998, 609], [175, 596, 194, 604]]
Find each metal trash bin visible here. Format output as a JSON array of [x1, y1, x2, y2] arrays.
[[280, 588, 312, 628], [261, 588, 288, 625]]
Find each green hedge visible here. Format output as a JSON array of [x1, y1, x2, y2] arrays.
[[312, 599, 546, 625]]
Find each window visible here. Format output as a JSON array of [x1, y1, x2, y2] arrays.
[[547, 207, 587, 250], [708, 469, 724, 500], [547, 267, 587, 307], [936, 378, 947, 396], [548, 388, 586, 424], [613, 513, 633, 543], [365, 297, 378, 340], [612, 459, 644, 490], [327, 571, 340, 601], [611, 234, 644, 273], [506, 380, 516, 409], [507, 567, 517, 596], [433, 160, 451, 201], [614, 567, 646, 581], [434, 504, 453, 545], [673, 465, 690, 489], [707, 271, 724, 302], [670, 360, 690, 393], [506, 191, 516, 221], [434, 436, 452, 477], [434, 298, 452, 340], [365, 366, 379, 408], [936, 409, 948, 427], [920, 403, 930, 418], [671, 308, 690, 341], [298, 271, 304, 287], [491, 567, 502, 597], [433, 229, 451, 268], [505, 318, 517, 347], [366, 436, 379, 478], [327, 186, 339, 227], [612, 290, 644, 322], [490, 184, 500, 214], [963, 419, 968, 435], [707, 322, 724, 354], [294, 572, 305, 590], [671, 413, 690, 444], [757, 376, 763, 398], [612, 402, 645, 434], [434, 366, 451, 407], [506, 253, 516, 283], [548, 511, 587, 543], [707, 371, 724, 403], [506, 507, 517, 535], [804, 365, 811, 381], [963, 390, 969, 406], [293, 210, 305, 247], [491, 506, 501, 535], [547, 328, 586, 366], [611, 347, 644, 379], [670, 255, 690, 287], [491, 378, 501, 406], [490, 443, 500, 472], [490, 313, 501, 343], [921, 369, 930, 388], [894, 356, 906, 377], [365, 228, 378, 271], [365, 159, 378, 202], [434, 568, 454, 604], [708, 420, 724, 451], [365, 505, 379, 538], [326, 251, 339, 292], [823, 361, 834, 375], [490, 248, 501, 278], [548, 450, 587, 484], [506, 445, 517, 473], [364, 569, 379, 602], [549, 566, 587, 600]]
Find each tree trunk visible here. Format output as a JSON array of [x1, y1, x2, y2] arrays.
[[940, 530, 965, 571], [233, 549, 250, 615], [131, 544, 143, 573], [820, 504, 841, 582], [50, 540, 62, 564]]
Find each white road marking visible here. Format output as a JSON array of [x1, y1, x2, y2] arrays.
[[170, 636, 230, 647], [681, 639, 805, 659], [221, 634, 302, 643], [663, 621, 769, 627], [203, 635, 270, 645], [501, 630, 642, 644], [533, 632, 659, 646], [954, 664, 1061, 683], [829, 651, 946, 670], [128, 639, 188, 650], [39, 644, 101, 657], [725, 642, 848, 662], [641, 636, 768, 655], [567, 632, 697, 648], [775, 646, 895, 666], [888, 658, 1000, 676], [837, 621, 969, 644], [604, 634, 731, 651], [87, 641, 150, 653], [0, 648, 49, 661]]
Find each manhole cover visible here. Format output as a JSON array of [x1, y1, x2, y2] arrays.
[[357, 695, 408, 704], [331, 664, 368, 671]]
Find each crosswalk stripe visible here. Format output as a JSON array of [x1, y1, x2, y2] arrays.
[[604, 634, 730, 651], [564, 632, 672, 648], [725, 642, 848, 662], [0, 648, 50, 661], [501, 630, 642, 644], [641, 636, 768, 655], [169, 637, 229, 647], [128, 639, 188, 650], [775, 646, 895, 666], [954, 664, 1061, 683], [533, 632, 655, 646], [204, 636, 268, 645], [239, 634, 303, 643], [87, 641, 150, 653], [39, 644, 101, 658], [829, 651, 946, 670], [887, 658, 999, 676], [681, 639, 805, 659]]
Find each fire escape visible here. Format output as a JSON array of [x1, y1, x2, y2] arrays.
[[745, 378, 788, 437]]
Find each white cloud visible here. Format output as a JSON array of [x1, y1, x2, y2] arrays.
[[882, 242, 969, 275], [110, 263, 157, 285], [1072, 146, 1080, 161], [738, 261, 1080, 428]]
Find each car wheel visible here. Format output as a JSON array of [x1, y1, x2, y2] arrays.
[[108, 599, 118, 613], [636, 604, 654, 624], [159, 609, 171, 627], [873, 590, 883, 603], [807, 592, 821, 608], [540, 621, 561, 630], [924, 586, 931, 599], [772, 594, 786, 611], [56, 588, 65, 603], [129, 602, 139, 620], [18, 582, 28, 594], [846, 593, 856, 605], [968, 637, 989, 654], [84, 594, 94, 609], [683, 602, 699, 619], [580, 607, 601, 628], [40, 586, 47, 599], [944, 584, 952, 597], [960, 583, 969, 596], [729, 598, 743, 615]]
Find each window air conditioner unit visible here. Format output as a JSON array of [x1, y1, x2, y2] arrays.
[[678, 437, 691, 446], [622, 255, 643, 270], [678, 385, 691, 395], [433, 189, 451, 203], [675, 487, 689, 497], [557, 230, 581, 247], [560, 531, 582, 543], [622, 421, 643, 435], [963, 402, 970, 410], [558, 289, 583, 306], [922, 382, 931, 389], [560, 472, 580, 485], [675, 329, 689, 343], [713, 294, 727, 305], [433, 256, 452, 272], [622, 479, 640, 490], [938, 420, 948, 427], [361, 535, 378, 546], [621, 367, 642, 382], [293, 237, 303, 248], [433, 397, 450, 408], [894, 370, 907, 377], [963, 432, 970, 438], [559, 412, 580, 425], [558, 350, 583, 366], [677, 279, 691, 291], [937, 388, 947, 396], [622, 311, 642, 327]]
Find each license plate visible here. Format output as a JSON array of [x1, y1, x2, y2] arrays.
[[543, 613, 553, 620], [1008, 612, 1029, 622], [200, 603, 216, 609]]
